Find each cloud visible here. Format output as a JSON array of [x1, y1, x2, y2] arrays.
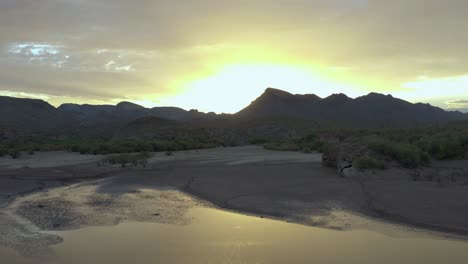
[[448, 99, 468, 104], [6, 42, 140, 72], [447, 99, 468, 110], [2, 0, 468, 111]]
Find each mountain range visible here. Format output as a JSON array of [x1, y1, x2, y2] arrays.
[[238, 88, 467, 125], [0, 88, 466, 140]]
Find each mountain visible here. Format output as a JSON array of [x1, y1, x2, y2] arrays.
[[0, 96, 217, 138], [58, 102, 216, 125], [1, 88, 467, 140], [0, 96, 71, 133], [236, 88, 467, 125]]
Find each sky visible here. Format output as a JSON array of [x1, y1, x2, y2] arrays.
[[1, 0, 468, 113]]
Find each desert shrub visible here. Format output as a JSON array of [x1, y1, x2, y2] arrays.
[[302, 133, 318, 142], [73, 144, 96, 155], [248, 137, 271, 145], [433, 138, 463, 159], [263, 142, 300, 151], [299, 140, 325, 153], [69, 144, 81, 153], [0, 147, 6, 157], [418, 137, 464, 160], [353, 156, 385, 170], [461, 134, 468, 146], [8, 149, 21, 159], [63, 138, 219, 155], [295, 133, 326, 153], [165, 151, 173, 156], [104, 152, 152, 168], [368, 139, 429, 168]]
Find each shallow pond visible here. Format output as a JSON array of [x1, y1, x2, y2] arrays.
[[3, 207, 468, 264]]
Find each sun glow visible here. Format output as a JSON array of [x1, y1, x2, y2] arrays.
[[400, 75, 468, 99], [161, 64, 362, 113]]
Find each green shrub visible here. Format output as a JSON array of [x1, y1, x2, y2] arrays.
[[418, 137, 464, 160], [353, 156, 385, 170], [369, 139, 429, 168]]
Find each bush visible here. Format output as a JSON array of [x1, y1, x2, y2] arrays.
[[303, 133, 318, 142], [263, 142, 300, 151], [248, 137, 271, 145], [8, 149, 21, 159], [369, 139, 430, 168], [353, 156, 385, 170], [298, 141, 325, 153], [461, 134, 468, 146], [104, 152, 152, 168], [418, 137, 464, 160]]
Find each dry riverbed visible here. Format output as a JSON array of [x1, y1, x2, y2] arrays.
[[1, 146, 468, 257]]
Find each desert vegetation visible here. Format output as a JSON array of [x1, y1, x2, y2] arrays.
[[367, 139, 430, 168], [263, 142, 300, 152], [102, 152, 152, 168], [262, 122, 468, 169], [1, 121, 467, 170], [68, 138, 219, 155], [0, 138, 220, 158], [261, 133, 326, 153]]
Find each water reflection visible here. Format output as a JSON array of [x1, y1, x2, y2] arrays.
[[4, 208, 468, 264]]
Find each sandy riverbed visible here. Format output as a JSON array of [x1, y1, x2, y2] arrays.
[[1, 146, 468, 256]]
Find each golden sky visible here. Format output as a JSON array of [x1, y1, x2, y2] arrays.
[[1, 0, 468, 113]]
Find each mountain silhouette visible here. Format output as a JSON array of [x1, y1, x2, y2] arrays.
[[0, 96, 71, 133], [57, 103, 212, 125], [236, 88, 466, 125], [1, 88, 467, 136]]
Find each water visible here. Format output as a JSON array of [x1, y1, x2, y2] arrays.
[[3, 207, 468, 264]]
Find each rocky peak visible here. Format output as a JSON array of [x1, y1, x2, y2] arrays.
[[323, 93, 350, 103], [116, 101, 145, 111], [263, 88, 294, 97]]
